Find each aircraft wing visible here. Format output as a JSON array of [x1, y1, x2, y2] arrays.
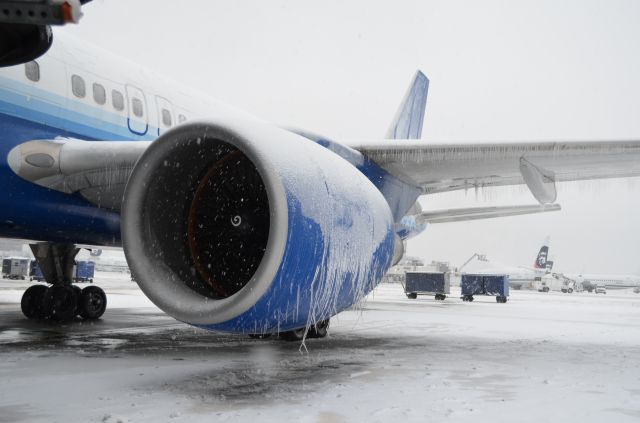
[[352, 139, 640, 203]]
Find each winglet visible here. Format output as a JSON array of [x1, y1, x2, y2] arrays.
[[386, 71, 429, 140]]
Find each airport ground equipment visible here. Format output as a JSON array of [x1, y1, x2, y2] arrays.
[[594, 286, 607, 294], [29, 260, 45, 282], [461, 274, 509, 303], [2, 257, 30, 279], [404, 271, 450, 300], [74, 260, 95, 283]]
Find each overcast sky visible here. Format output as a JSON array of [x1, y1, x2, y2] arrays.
[[62, 1, 640, 274]]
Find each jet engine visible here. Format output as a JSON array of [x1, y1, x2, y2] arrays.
[[121, 119, 396, 334]]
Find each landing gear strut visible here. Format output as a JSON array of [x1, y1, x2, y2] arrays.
[[20, 242, 107, 322]]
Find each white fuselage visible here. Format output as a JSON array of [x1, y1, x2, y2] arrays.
[[567, 273, 640, 290]]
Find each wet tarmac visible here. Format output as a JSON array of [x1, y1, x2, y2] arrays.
[[1, 277, 640, 422]]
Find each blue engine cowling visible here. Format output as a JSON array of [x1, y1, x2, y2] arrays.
[[121, 119, 396, 334]]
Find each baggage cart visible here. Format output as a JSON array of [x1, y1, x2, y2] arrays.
[[404, 272, 450, 300], [461, 274, 509, 303], [74, 261, 95, 283], [2, 257, 30, 280]]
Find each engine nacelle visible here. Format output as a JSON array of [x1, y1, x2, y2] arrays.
[[121, 119, 395, 334]]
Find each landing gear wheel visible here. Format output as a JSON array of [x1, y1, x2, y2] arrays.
[[20, 285, 48, 319], [42, 285, 78, 322], [79, 286, 107, 320], [281, 327, 306, 341], [308, 319, 330, 339]]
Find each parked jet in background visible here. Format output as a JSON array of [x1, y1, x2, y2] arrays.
[[2, 28, 640, 339], [564, 272, 640, 292]]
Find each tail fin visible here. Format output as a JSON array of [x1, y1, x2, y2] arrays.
[[386, 70, 429, 139], [534, 236, 551, 269]]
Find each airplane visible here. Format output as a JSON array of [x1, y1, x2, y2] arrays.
[[569, 273, 640, 292], [461, 238, 553, 290], [2, 28, 640, 341], [527, 241, 640, 292], [554, 267, 640, 292]]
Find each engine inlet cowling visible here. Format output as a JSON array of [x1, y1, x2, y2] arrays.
[[122, 120, 395, 333]]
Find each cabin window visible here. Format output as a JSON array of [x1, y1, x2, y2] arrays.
[[71, 75, 86, 98], [132, 98, 144, 118], [24, 61, 40, 82], [93, 83, 106, 105], [161, 108, 172, 127], [178, 114, 187, 123], [112, 90, 124, 111]]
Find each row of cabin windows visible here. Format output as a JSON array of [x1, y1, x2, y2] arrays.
[[24, 61, 188, 126], [71, 74, 133, 115]]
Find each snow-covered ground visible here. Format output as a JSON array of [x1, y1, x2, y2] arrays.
[[1, 273, 639, 423]]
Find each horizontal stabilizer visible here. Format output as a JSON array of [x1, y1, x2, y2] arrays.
[[417, 203, 561, 224], [386, 71, 429, 140]]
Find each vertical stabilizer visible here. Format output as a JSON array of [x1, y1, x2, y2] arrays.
[[386, 71, 429, 139], [534, 236, 551, 269]]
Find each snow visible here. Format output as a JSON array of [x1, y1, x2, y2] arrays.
[[1, 273, 639, 422]]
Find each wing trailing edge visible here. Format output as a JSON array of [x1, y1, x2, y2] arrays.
[[417, 203, 561, 224]]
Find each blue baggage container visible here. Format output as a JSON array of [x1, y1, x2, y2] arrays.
[[74, 261, 95, 282], [404, 272, 450, 300], [461, 274, 509, 303], [31, 262, 45, 282]]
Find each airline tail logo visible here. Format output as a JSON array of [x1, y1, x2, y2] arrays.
[[535, 246, 549, 269]]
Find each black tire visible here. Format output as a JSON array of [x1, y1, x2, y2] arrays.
[[568, 288, 573, 294], [281, 327, 306, 341], [308, 319, 330, 338], [406, 292, 418, 299], [42, 285, 78, 322], [20, 285, 48, 319], [79, 286, 107, 320]]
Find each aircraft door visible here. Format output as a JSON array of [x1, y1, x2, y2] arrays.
[[125, 85, 149, 136]]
